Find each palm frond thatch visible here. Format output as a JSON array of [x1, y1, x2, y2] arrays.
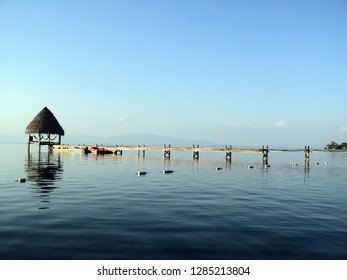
[[25, 107, 65, 135]]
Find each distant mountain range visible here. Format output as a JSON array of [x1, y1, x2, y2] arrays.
[[0, 133, 222, 148], [0, 134, 26, 144]]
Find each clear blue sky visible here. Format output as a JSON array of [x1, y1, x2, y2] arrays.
[[1, 0, 346, 147]]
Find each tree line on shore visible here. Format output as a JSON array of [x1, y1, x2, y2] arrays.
[[324, 141, 347, 150]]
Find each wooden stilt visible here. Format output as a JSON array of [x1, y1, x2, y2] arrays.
[[48, 133, 51, 151], [193, 151, 199, 160], [27, 143, 31, 156], [193, 151, 199, 159], [225, 145, 232, 162], [304, 145, 310, 167], [164, 150, 171, 158], [163, 144, 171, 159], [262, 145, 269, 165], [114, 145, 123, 155], [192, 144, 199, 160]]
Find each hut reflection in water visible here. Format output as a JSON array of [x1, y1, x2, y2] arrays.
[[25, 149, 63, 209]]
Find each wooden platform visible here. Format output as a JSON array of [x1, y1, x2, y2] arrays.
[[52, 144, 325, 165], [52, 144, 324, 153], [52, 144, 265, 153]]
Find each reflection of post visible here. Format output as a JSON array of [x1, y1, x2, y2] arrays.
[[163, 157, 171, 167], [224, 159, 232, 170], [192, 157, 199, 173]]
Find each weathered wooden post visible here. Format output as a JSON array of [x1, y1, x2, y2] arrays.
[[114, 145, 123, 155], [304, 145, 310, 167], [262, 145, 269, 165], [163, 144, 171, 159], [192, 144, 199, 160], [225, 145, 232, 162]]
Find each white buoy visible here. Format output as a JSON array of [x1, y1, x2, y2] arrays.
[[17, 178, 26, 183], [215, 167, 222, 171], [162, 170, 174, 174], [325, 162, 329, 165], [137, 171, 147, 176], [291, 163, 298, 167]]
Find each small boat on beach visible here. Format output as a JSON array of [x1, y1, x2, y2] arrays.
[[73, 146, 91, 154], [90, 146, 113, 155]]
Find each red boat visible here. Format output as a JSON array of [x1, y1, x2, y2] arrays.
[[90, 146, 113, 155]]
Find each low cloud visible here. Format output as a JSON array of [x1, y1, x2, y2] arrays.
[[274, 120, 287, 128], [225, 121, 240, 127], [339, 125, 347, 132], [118, 115, 128, 122]]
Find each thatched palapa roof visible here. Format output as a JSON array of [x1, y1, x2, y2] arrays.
[[25, 107, 65, 135]]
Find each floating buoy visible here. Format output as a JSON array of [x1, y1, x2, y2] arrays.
[[291, 163, 298, 167], [17, 178, 26, 183], [325, 162, 329, 165], [137, 171, 147, 176], [215, 167, 222, 171], [162, 170, 174, 174], [247, 165, 254, 169], [315, 162, 320, 165]]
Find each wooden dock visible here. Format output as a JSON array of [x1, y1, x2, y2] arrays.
[[52, 144, 320, 165]]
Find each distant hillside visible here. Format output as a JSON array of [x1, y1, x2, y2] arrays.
[[64, 133, 222, 147], [0, 134, 25, 144], [0, 133, 222, 148]]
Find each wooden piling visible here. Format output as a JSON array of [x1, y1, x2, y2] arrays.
[[192, 144, 200, 160], [163, 144, 171, 159], [304, 145, 310, 167], [52, 144, 321, 167], [225, 145, 232, 162], [193, 151, 199, 160], [262, 145, 269, 165]]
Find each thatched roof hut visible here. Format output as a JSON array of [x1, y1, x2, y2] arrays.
[[25, 107, 64, 145]]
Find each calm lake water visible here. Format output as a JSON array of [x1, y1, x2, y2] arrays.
[[1, 143, 346, 260]]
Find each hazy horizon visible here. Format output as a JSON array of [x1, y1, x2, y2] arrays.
[[0, 131, 337, 149]]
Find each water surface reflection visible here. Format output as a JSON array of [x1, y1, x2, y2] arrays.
[[25, 151, 63, 209]]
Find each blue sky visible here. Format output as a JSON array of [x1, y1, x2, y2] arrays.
[[1, 0, 346, 147]]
